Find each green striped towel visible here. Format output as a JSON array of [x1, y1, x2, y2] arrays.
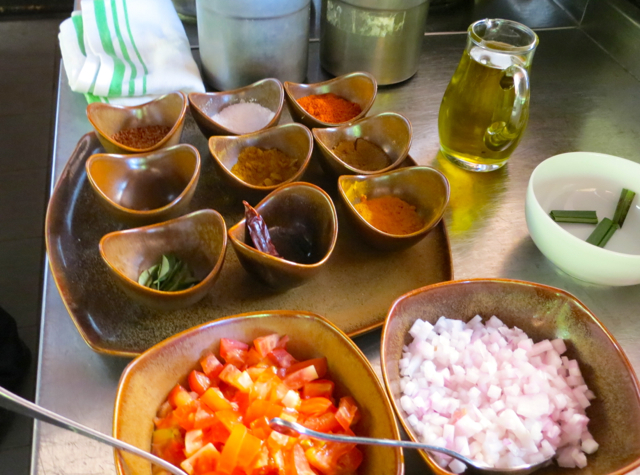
[[59, 0, 204, 105]]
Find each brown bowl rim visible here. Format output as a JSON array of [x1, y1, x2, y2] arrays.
[[380, 277, 640, 475], [98, 209, 228, 297], [208, 123, 314, 192], [86, 91, 188, 153], [228, 181, 339, 269], [113, 309, 405, 475], [338, 166, 451, 239], [312, 112, 413, 175], [85, 143, 201, 218], [188, 78, 285, 135], [284, 71, 378, 127]]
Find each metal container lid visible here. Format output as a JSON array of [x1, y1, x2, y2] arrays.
[[330, 0, 428, 10], [199, 0, 310, 18]]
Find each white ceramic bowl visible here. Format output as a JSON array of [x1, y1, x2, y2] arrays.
[[526, 152, 640, 286]]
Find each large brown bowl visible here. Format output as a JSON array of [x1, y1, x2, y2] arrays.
[[86, 144, 201, 226], [284, 72, 377, 129], [87, 92, 188, 154], [189, 78, 284, 137], [228, 182, 338, 289], [381, 278, 640, 475], [99, 209, 227, 310], [113, 311, 403, 475], [338, 167, 450, 251], [208, 123, 313, 204], [313, 112, 413, 177]]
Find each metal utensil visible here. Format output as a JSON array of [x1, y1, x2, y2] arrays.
[[0, 387, 187, 475], [269, 417, 553, 475]]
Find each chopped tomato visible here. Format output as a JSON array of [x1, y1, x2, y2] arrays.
[[201, 387, 233, 412], [184, 429, 204, 457], [217, 423, 247, 474], [193, 406, 217, 431], [254, 334, 280, 358], [215, 409, 242, 432], [299, 397, 334, 416], [202, 418, 230, 445], [152, 427, 184, 466], [276, 335, 290, 349], [180, 442, 219, 475], [220, 338, 249, 368], [219, 364, 253, 392], [335, 397, 360, 430], [287, 358, 327, 378], [286, 444, 316, 475], [168, 384, 193, 408], [249, 416, 272, 441], [200, 352, 224, 379], [268, 348, 298, 369], [245, 400, 284, 425], [236, 431, 262, 470], [188, 370, 211, 396], [232, 390, 251, 415], [246, 347, 264, 367], [335, 446, 363, 474], [302, 412, 341, 433], [302, 380, 335, 400], [284, 365, 319, 390]]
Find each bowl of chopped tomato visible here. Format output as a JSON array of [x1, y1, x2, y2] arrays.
[[113, 310, 403, 475]]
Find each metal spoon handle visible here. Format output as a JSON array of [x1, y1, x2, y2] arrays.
[[269, 418, 476, 466], [0, 387, 186, 475]]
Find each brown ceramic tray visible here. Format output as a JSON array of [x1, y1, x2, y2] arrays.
[[46, 119, 453, 357]]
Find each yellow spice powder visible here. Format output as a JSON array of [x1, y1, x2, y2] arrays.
[[231, 146, 298, 186], [354, 195, 424, 235]]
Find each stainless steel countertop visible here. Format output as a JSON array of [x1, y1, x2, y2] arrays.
[[34, 27, 640, 475]]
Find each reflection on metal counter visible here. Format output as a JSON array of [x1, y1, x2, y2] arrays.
[[319, 0, 429, 85], [196, 0, 311, 90]]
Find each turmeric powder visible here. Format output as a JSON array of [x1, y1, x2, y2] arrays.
[[297, 93, 362, 123], [354, 195, 424, 235], [231, 146, 298, 186]]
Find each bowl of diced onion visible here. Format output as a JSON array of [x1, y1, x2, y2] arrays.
[[381, 278, 640, 475], [525, 151, 640, 286]]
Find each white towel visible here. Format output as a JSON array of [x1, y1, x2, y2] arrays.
[[59, 0, 204, 105]]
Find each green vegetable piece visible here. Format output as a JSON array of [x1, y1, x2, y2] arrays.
[[550, 210, 598, 224], [157, 255, 172, 283], [138, 269, 152, 287], [586, 218, 614, 246], [598, 222, 619, 248], [137, 254, 200, 292], [612, 188, 636, 228]]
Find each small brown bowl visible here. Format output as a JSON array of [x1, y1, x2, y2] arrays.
[[208, 123, 313, 204], [87, 92, 188, 154], [86, 144, 201, 226], [284, 72, 377, 129], [338, 167, 450, 251], [228, 182, 338, 289], [114, 311, 403, 475], [188, 78, 284, 137], [381, 278, 640, 475], [313, 112, 413, 176], [99, 209, 227, 310]]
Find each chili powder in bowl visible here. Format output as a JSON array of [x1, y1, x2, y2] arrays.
[[284, 72, 377, 129], [87, 92, 188, 154], [338, 167, 450, 251]]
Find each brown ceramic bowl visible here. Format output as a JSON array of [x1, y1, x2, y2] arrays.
[[87, 92, 188, 154], [313, 112, 412, 177], [99, 209, 227, 310], [188, 78, 284, 137], [208, 123, 313, 204], [113, 310, 403, 475], [338, 167, 450, 251], [228, 182, 338, 289], [86, 144, 201, 226], [381, 278, 640, 475], [284, 72, 377, 129]]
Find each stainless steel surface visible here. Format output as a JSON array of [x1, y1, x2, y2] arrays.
[[0, 388, 187, 475], [269, 418, 552, 474], [196, 0, 311, 90], [319, 0, 429, 84], [36, 24, 640, 475]]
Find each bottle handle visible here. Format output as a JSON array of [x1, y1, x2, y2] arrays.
[[483, 64, 530, 152]]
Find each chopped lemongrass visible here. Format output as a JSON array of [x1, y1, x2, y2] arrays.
[[612, 188, 636, 228], [599, 222, 619, 248], [586, 218, 615, 247], [550, 210, 598, 224]]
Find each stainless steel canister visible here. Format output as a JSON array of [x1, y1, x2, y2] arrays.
[[196, 0, 311, 91], [320, 0, 429, 85]]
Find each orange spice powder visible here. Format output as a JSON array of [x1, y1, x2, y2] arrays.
[[354, 195, 424, 235], [296, 93, 362, 123]]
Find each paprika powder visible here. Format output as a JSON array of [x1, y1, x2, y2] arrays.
[[296, 93, 362, 123]]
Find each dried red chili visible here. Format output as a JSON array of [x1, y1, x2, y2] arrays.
[[243, 201, 280, 257], [111, 125, 171, 149]]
